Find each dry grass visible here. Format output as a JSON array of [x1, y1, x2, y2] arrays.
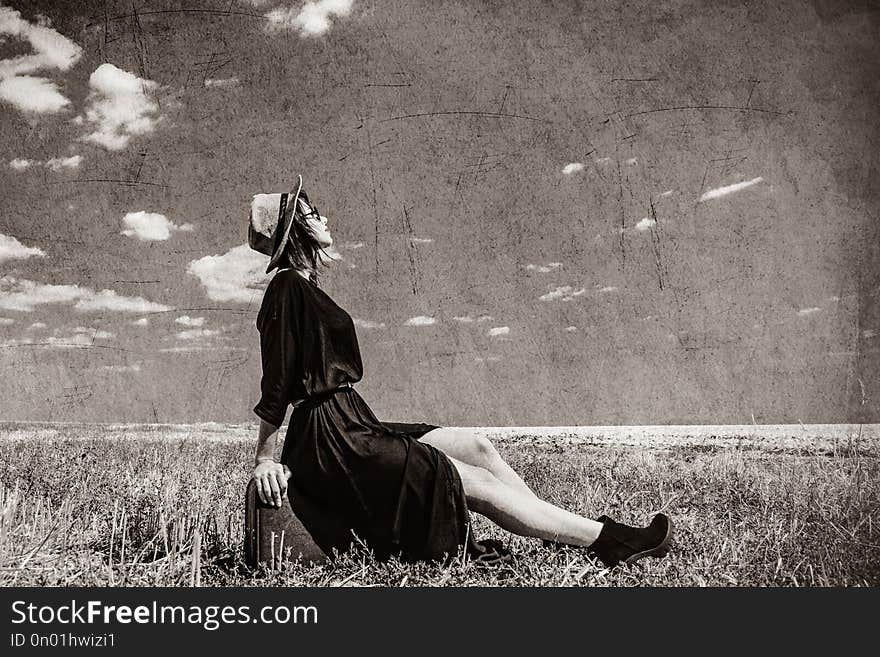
[[0, 426, 877, 586]]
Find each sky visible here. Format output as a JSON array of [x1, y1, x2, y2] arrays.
[[0, 0, 877, 426]]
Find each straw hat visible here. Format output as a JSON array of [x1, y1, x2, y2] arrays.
[[247, 174, 306, 274]]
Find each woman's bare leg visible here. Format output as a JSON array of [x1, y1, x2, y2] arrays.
[[419, 428, 539, 499], [445, 455, 603, 547]]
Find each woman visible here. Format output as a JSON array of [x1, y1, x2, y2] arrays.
[[250, 176, 673, 568]]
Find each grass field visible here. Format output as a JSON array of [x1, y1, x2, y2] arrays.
[[0, 423, 878, 587]]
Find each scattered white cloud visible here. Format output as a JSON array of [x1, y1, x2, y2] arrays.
[[98, 363, 142, 372], [120, 211, 193, 241], [266, 0, 354, 36], [539, 286, 586, 302], [0, 317, 13, 326], [9, 157, 34, 170], [340, 241, 364, 249], [203, 77, 240, 88], [74, 289, 171, 313], [175, 315, 205, 327], [29, 321, 46, 329], [176, 328, 220, 340], [797, 307, 821, 317], [562, 162, 584, 175], [353, 318, 386, 329], [487, 326, 509, 337], [863, 329, 876, 339], [10, 155, 84, 171], [188, 244, 270, 303], [0, 6, 82, 114], [524, 262, 563, 273], [699, 177, 764, 202], [564, 325, 578, 332], [635, 217, 656, 231], [0, 275, 171, 313], [71, 326, 114, 339], [0, 234, 45, 262], [132, 317, 150, 327], [599, 286, 618, 293], [625, 157, 638, 165], [45, 154, 82, 170], [76, 63, 163, 151], [453, 315, 475, 323], [410, 237, 433, 244], [404, 315, 437, 326], [659, 190, 673, 197]]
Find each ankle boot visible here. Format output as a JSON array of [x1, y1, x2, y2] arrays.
[[587, 513, 673, 568]]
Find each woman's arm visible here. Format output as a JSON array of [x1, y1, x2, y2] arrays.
[[252, 418, 291, 508]]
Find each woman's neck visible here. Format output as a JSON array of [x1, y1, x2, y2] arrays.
[[278, 266, 314, 282]]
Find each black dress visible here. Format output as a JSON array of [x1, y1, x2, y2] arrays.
[[253, 268, 475, 563]]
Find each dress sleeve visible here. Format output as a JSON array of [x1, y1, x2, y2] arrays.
[[253, 281, 299, 427]]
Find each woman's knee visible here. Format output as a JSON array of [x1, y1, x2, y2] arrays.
[[464, 434, 499, 469]]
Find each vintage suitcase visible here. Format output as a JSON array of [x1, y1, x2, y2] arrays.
[[244, 479, 329, 568]]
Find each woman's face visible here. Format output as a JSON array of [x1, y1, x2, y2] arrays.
[[298, 197, 332, 248]]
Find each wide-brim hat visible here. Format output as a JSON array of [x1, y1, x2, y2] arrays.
[[247, 174, 307, 274]]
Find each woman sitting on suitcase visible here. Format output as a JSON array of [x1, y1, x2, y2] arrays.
[[249, 175, 673, 568]]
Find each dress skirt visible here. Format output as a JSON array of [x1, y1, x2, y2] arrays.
[[280, 385, 473, 563]]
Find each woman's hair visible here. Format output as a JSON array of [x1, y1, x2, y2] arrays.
[[271, 192, 328, 285]]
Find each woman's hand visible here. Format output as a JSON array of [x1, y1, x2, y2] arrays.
[[252, 459, 291, 508]]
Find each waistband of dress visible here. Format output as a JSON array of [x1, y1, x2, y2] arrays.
[[293, 382, 354, 411]]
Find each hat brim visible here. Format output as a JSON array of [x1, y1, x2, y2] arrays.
[[265, 174, 304, 274]]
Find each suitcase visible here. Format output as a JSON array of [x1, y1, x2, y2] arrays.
[[244, 478, 330, 568]]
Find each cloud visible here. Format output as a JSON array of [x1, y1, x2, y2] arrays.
[[73, 289, 171, 313], [120, 211, 194, 241], [404, 315, 437, 326], [634, 217, 656, 231], [699, 177, 764, 202], [340, 241, 364, 249], [203, 77, 240, 88], [188, 244, 270, 303], [0, 6, 82, 114], [524, 262, 563, 273], [9, 155, 83, 171], [453, 315, 475, 323], [45, 155, 82, 170], [863, 329, 876, 339], [539, 286, 586, 302], [487, 326, 510, 337], [175, 328, 220, 340], [98, 363, 142, 372], [72, 326, 115, 339], [353, 318, 386, 329], [0, 234, 45, 262], [0, 275, 171, 313], [76, 63, 163, 151], [562, 162, 584, 175], [132, 317, 150, 327], [476, 314, 494, 322], [8, 157, 34, 170], [410, 237, 433, 244], [266, 0, 354, 36], [175, 315, 205, 327], [659, 190, 673, 197], [625, 157, 638, 165], [29, 321, 46, 329], [0, 317, 13, 326], [797, 307, 821, 317], [564, 325, 578, 332], [595, 157, 611, 164]]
